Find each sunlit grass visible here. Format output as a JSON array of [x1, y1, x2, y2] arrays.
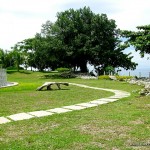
[[0, 71, 149, 150]]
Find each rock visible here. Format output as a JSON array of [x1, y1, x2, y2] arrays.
[[128, 78, 150, 96], [78, 75, 98, 79], [109, 76, 117, 80], [146, 93, 150, 96], [139, 89, 146, 96]]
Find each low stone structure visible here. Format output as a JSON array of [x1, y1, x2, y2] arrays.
[[0, 69, 7, 87], [37, 82, 69, 91]]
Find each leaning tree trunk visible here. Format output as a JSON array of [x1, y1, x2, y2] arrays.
[[80, 61, 88, 73]]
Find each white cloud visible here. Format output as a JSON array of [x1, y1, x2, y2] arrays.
[[1, 0, 150, 49], [107, 0, 150, 30]]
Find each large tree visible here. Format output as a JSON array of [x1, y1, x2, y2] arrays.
[[14, 7, 137, 73], [54, 7, 137, 72], [122, 25, 150, 57], [54, 7, 94, 72]]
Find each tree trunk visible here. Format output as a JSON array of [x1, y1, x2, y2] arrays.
[[17, 61, 19, 72], [80, 62, 88, 73]]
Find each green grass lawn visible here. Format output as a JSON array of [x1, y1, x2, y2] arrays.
[[0, 71, 149, 150]]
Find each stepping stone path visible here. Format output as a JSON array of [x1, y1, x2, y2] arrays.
[[0, 83, 130, 124]]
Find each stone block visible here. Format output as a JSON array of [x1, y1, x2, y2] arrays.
[[28, 110, 53, 117], [0, 117, 11, 124], [63, 105, 86, 110], [46, 108, 72, 113], [8, 113, 34, 121]]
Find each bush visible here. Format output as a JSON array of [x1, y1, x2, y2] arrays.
[[116, 75, 133, 81], [98, 75, 133, 81], [60, 72, 76, 78], [55, 68, 70, 72], [98, 75, 110, 80], [42, 72, 76, 79]]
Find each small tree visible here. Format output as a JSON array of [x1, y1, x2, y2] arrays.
[[121, 24, 150, 57], [11, 46, 24, 71]]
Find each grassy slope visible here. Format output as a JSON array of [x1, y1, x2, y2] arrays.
[[0, 71, 149, 150]]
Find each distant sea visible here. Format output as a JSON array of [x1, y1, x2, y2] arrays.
[[87, 63, 150, 78], [119, 68, 150, 78]]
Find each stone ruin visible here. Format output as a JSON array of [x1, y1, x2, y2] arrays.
[[0, 68, 7, 87]]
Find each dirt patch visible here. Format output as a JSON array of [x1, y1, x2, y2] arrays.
[[130, 119, 145, 125], [76, 123, 131, 139]]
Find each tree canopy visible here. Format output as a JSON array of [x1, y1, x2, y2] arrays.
[[122, 24, 150, 57], [52, 7, 137, 73], [2, 7, 137, 73]]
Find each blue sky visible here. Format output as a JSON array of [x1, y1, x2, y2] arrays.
[[0, 0, 150, 71]]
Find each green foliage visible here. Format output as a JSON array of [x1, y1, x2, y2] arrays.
[[46, 7, 137, 71], [55, 67, 70, 72], [55, 7, 135, 72], [103, 66, 115, 75], [7, 66, 24, 70], [60, 72, 76, 78], [98, 75, 133, 81], [7, 7, 137, 73], [98, 75, 110, 80], [0, 48, 11, 68], [121, 24, 150, 57], [115, 75, 133, 81], [42, 72, 76, 79]]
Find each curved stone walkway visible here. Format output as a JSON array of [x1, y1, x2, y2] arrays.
[[0, 83, 130, 124]]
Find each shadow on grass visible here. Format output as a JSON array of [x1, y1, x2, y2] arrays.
[[37, 89, 70, 91]]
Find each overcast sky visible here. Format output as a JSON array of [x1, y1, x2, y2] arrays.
[[0, 0, 150, 70]]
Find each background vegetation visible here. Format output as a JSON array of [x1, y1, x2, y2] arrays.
[[0, 7, 139, 74]]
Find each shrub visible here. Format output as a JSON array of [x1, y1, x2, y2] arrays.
[[60, 72, 76, 78], [98, 75, 110, 80], [42, 72, 76, 79], [98, 75, 133, 81], [116, 75, 133, 81], [55, 68, 70, 72]]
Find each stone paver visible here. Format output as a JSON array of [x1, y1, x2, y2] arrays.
[[46, 108, 72, 113], [90, 100, 109, 104], [63, 105, 86, 110], [28, 111, 53, 117], [100, 98, 118, 102], [76, 102, 99, 108], [0, 117, 11, 124], [1, 82, 131, 124], [108, 95, 127, 99], [8, 113, 34, 121]]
